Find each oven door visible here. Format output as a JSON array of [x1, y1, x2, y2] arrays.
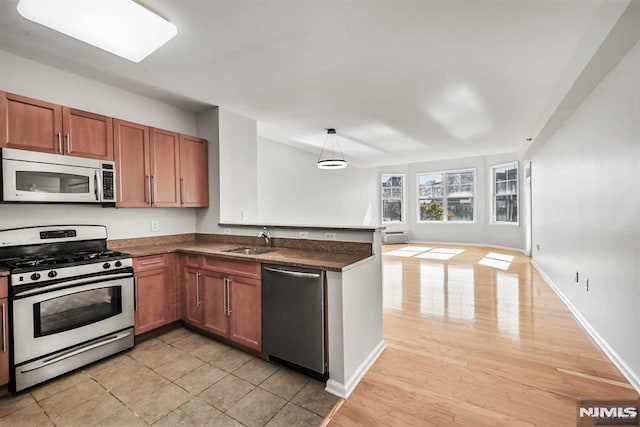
[[11, 273, 134, 365], [2, 158, 100, 203]]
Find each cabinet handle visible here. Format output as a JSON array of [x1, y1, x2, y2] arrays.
[[223, 278, 227, 315], [1, 302, 5, 353], [146, 176, 152, 206], [133, 275, 138, 312], [226, 278, 232, 316], [196, 272, 201, 306], [57, 132, 63, 154], [65, 133, 71, 153], [151, 175, 155, 206], [140, 259, 162, 266], [180, 178, 185, 206]]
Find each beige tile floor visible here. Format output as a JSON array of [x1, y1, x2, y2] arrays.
[[0, 327, 339, 426]]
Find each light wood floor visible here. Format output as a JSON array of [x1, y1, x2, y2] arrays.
[[330, 244, 638, 426]]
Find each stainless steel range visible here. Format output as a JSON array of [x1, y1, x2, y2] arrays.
[[0, 225, 134, 392]]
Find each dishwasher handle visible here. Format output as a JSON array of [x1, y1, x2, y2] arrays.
[[263, 267, 321, 279]]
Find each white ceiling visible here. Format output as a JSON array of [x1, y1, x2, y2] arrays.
[[0, 0, 629, 167]]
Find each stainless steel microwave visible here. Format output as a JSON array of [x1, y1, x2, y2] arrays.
[[1, 148, 116, 204]]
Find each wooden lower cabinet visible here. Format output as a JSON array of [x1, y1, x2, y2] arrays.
[[228, 275, 262, 350], [133, 254, 177, 336], [201, 271, 228, 337], [1, 277, 8, 386], [181, 256, 262, 351], [183, 267, 203, 326]]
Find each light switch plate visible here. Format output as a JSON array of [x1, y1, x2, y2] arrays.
[[298, 231, 309, 239]]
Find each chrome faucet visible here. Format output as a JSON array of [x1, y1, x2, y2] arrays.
[[258, 227, 272, 247]]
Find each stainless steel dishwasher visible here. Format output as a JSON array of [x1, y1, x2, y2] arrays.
[[262, 264, 326, 377]]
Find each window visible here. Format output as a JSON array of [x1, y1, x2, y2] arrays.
[[491, 162, 518, 224], [418, 169, 475, 222], [381, 174, 405, 223]]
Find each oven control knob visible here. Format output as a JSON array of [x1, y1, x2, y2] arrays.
[[48, 271, 57, 278], [115, 261, 122, 267], [31, 272, 41, 281], [103, 262, 111, 269]]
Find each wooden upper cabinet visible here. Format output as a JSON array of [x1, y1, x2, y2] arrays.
[[150, 128, 181, 207], [0, 92, 114, 160], [62, 107, 113, 161], [114, 119, 151, 207], [1, 92, 63, 154], [179, 135, 209, 207]]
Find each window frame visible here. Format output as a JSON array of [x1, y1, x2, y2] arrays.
[[380, 173, 406, 224], [416, 168, 476, 224], [490, 161, 519, 226]]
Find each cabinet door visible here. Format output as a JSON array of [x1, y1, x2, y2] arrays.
[[228, 276, 262, 351], [183, 267, 203, 326], [1, 92, 63, 154], [134, 268, 169, 335], [201, 271, 229, 337], [179, 135, 208, 207], [150, 128, 180, 207], [62, 107, 113, 160], [114, 120, 151, 207]]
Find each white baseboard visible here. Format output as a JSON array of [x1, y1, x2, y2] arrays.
[[325, 340, 386, 399], [408, 240, 526, 254], [532, 260, 640, 393]]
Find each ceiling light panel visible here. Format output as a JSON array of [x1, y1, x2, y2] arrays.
[[17, 0, 177, 63]]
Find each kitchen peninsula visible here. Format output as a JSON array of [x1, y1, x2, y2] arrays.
[[108, 226, 385, 399]]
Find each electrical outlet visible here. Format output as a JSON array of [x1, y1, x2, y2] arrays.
[[151, 221, 159, 232], [575, 272, 579, 283], [585, 278, 590, 291], [325, 232, 336, 240], [298, 231, 309, 239], [224, 228, 232, 234]]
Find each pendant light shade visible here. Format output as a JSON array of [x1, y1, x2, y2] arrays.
[[317, 129, 347, 169]]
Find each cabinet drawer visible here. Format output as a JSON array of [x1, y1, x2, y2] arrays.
[[134, 254, 168, 272], [0, 277, 7, 299], [184, 255, 202, 268], [203, 257, 260, 279]]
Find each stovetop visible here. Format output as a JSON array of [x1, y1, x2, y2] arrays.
[[0, 250, 130, 272]]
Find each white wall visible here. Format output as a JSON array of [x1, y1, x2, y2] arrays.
[[531, 39, 640, 388], [257, 137, 379, 226], [0, 50, 198, 238], [0, 50, 197, 134], [0, 206, 195, 240], [195, 108, 222, 234], [218, 109, 258, 224], [382, 153, 524, 250]]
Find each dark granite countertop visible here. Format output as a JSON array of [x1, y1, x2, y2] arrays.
[[118, 242, 370, 272]]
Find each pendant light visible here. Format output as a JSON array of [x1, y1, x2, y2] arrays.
[[317, 128, 348, 169]]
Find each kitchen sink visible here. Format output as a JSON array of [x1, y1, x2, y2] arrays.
[[223, 247, 276, 255]]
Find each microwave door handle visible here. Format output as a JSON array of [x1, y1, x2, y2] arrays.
[[95, 170, 101, 201]]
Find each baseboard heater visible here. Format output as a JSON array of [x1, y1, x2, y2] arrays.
[[382, 231, 409, 244]]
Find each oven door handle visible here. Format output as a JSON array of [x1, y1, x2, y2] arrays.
[[14, 273, 133, 298], [19, 331, 132, 374]]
